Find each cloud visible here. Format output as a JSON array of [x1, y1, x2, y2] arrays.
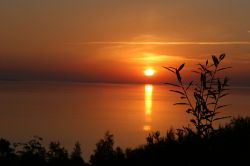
[[130, 53, 173, 63], [66, 41, 250, 45], [129, 52, 197, 65]]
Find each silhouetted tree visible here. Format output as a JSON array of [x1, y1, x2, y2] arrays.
[[90, 131, 126, 166], [113, 147, 126, 165], [0, 138, 14, 157], [47, 141, 69, 166], [90, 131, 114, 165], [17, 136, 46, 165], [70, 142, 85, 166], [0, 138, 17, 165]]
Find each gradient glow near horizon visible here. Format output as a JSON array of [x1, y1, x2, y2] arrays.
[[0, 0, 250, 85]]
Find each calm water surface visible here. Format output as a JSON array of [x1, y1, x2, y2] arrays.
[[0, 82, 250, 159]]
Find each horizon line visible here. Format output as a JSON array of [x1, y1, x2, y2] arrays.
[[65, 41, 250, 45], [0, 79, 249, 88]]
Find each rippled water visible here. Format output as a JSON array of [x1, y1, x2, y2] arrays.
[[0, 82, 249, 159]]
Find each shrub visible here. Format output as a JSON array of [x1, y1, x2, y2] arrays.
[[163, 54, 231, 137]]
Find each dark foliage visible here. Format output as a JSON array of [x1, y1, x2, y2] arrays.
[[1, 118, 250, 165], [0, 138, 17, 165]]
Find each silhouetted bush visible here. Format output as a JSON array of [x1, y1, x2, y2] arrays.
[[164, 54, 231, 137]]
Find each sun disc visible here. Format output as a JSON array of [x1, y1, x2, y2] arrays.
[[144, 69, 155, 76]]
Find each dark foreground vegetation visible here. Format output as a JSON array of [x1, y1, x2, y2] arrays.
[[1, 117, 250, 166], [1, 54, 249, 165]]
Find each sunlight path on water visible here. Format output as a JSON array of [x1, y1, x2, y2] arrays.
[[144, 84, 153, 131]]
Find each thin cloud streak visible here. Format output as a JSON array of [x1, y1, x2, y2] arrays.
[[65, 41, 250, 45]]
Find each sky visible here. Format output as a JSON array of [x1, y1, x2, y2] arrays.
[[0, 0, 250, 85]]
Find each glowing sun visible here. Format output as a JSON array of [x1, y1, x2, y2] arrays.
[[144, 69, 155, 76]]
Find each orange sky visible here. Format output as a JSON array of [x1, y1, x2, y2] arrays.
[[0, 0, 250, 85]]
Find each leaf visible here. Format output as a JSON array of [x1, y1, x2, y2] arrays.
[[204, 114, 216, 120], [176, 70, 182, 83], [197, 63, 206, 71], [212, 55, 219, 67], [164, 82, 180, 87], [163, 66, 175, 73], [178, 63, 185, 71], [186, 81, 193, 91], [219, 53, 226, 61], [186, 109, 192, 113], [217, 67, 232, 72], [174, 103, 189, 105], [216, 104, 231, 110], [192, 70, 199, 74], [170, 90, 185, 95], [219, 93, 230, 98], [190, 119, 196, 125], [213, 116, 231, 121]]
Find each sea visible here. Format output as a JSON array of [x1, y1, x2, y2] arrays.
[[0, 81, 249, 159]]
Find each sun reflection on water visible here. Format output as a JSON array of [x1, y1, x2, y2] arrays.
[[143, 125, 151, 131], [144, 84, 153, 131]]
